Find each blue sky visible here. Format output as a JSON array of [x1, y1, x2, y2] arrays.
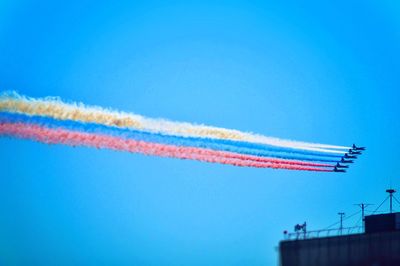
[[0, 1, 399, 265]]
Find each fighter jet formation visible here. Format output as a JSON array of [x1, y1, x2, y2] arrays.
[[333, 144, 366, 173]]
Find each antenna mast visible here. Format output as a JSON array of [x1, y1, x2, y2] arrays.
[[338, 212, 345, 235], [354, 203, 373, 231], [386, 188, 396, 213]]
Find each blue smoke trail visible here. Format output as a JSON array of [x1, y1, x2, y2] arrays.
[[0, 112, 341, 163]]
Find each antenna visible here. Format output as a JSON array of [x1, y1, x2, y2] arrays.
[[386, 188, 396, 213], [338, 212, 345, 235], [354, 203, 373, 231]]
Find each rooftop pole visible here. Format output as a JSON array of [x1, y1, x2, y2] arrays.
[[338, 212, 345, 235], [354, 203, 373, 232], [386, 188, 396, 213]]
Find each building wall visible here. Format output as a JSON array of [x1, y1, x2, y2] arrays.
[[279, 231, 400, 266]]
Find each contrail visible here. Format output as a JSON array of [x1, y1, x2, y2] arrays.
[[0, 92, 349, 154], [0, 122, 332, 171], [0, 112, 341, 163]]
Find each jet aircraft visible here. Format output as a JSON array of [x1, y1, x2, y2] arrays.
[[348, 149, 362, 155], [333, 166, 346, 173], [352, 144, 366, 151], [344, 153, 357, 159], [340, 158, 353, 164], [336, 162, 349, 168]]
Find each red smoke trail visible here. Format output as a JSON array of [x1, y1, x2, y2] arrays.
[[0, 122, 332, 171]]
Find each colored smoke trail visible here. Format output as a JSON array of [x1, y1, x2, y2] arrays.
[[0, 112, 340, 163], [0, 122, 332, 171], [0, 92, 349, 154]]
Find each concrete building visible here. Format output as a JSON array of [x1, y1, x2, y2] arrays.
[[279, 213, 400, 266]]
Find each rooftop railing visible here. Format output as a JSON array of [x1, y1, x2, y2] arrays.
[[283, 226, 363, 241]]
